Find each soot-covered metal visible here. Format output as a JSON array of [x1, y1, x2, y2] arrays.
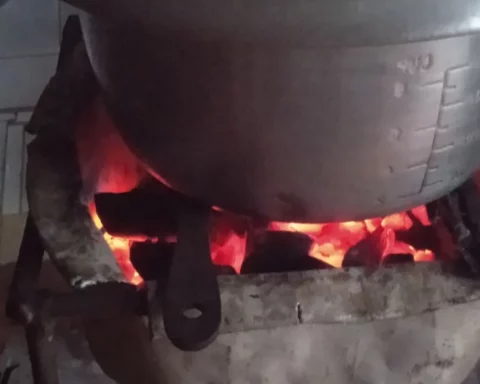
[[7, 14, 480, 384]]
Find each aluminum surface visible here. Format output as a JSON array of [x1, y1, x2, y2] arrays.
[[55, 0, 480, 221], [82, 23, 480, 221]]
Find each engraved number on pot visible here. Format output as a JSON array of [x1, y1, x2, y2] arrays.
[[397, 54, 433, 75]]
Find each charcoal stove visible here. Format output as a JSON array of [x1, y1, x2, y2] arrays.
[[7, 15, 480, 384]]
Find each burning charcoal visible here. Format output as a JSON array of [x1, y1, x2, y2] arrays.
[[131, 242, 237, 280], [257, 231, 313, 254], [241, 231, 332, 274], [94, 188, 184, 237], [395, 210, 438, 252], [342, 227, 388, 268], [382, 253, 414, 265], [214, 265, 237, 275], [130, 242, 175, 280]]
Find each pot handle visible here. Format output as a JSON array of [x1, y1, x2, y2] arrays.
[[162, 204, 221, 351]]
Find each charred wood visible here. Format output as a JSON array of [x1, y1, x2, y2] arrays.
[[131, 242, 237, 281], [130, 242, 175, 280], [382, 253, 414, 265], [342, 227, 386, 268], [395, 210, 438, 253], [94, 189, 181, 238], [241, 231, 331, 274]]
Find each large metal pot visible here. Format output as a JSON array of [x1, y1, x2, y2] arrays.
[[66, 0, 480, 222]]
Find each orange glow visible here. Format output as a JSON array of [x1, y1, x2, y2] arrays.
[[269, 222, 326, 234], [270, 205, 434, 268], [210, 231, 246, 273], [88, 201, 248, 283], [414, 249, 434, 263], [89, 203, 143, 285], [89, 198, 433, 283]]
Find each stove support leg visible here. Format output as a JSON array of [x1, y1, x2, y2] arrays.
[[5, 214, 59, 384], [25, 322, 59, 384]]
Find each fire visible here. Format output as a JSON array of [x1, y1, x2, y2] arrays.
[[270, 205, 434, 268], [89, 203, 143, 285], [210, 231, 246, 273], [89, 200, 434, 284]]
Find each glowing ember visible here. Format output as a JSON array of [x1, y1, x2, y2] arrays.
[[270, 205, 434, 268], [210, 231, 246, 273], [89, 199, 434, 284], [89, 203, 143, 285]]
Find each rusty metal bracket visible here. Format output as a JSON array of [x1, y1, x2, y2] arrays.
[[5, 213, 147, 384]]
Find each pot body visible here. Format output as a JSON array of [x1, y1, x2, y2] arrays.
[[79, 4, 480, 221]]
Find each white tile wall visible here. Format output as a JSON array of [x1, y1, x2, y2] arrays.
[[0, 112, 15, 122], [0, 1, 82, 110], [0, 0, 59, 58], [3, 124, 24, 215], [0, 120, 31, 215], [0, 1, 81, 215], [15, 111, 33, 124], [0, 55, 57, 109], [21, 131, 33, 212], [0, 122, 7, 207]]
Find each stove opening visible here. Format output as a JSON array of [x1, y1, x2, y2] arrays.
[[89, 196, 436, 285], [270, 206, 435, 268]]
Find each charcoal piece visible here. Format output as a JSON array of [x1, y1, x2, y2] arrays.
[[382, 253, 414, 265], [214, 265, 237, 275], [131, 242, 237, 281], [241, 231, 331, 274], [341, 259, 364, 268], [94, 188, 183, 237], [257, 231, 313, 255], [395, 210, 438, 252], [342, 227, 385, 268], [395, 226, 437, 253], [130, 242, 175, 280]]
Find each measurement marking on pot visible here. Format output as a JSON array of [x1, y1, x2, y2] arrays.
[[418, 61, 473, 193], [445, 63, 470, 74], [419, 79, 444, 88], [441, 99, 467, 108], [414, 125, 437, 132], [396, 53, 433, 75], [296, 302, 304, 324], [424, 179, 443, 188], [394, 82, 405, 98], [432, 143, 455, 153], [390, 127, 402, 140], [407, 162, 427, 170]]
